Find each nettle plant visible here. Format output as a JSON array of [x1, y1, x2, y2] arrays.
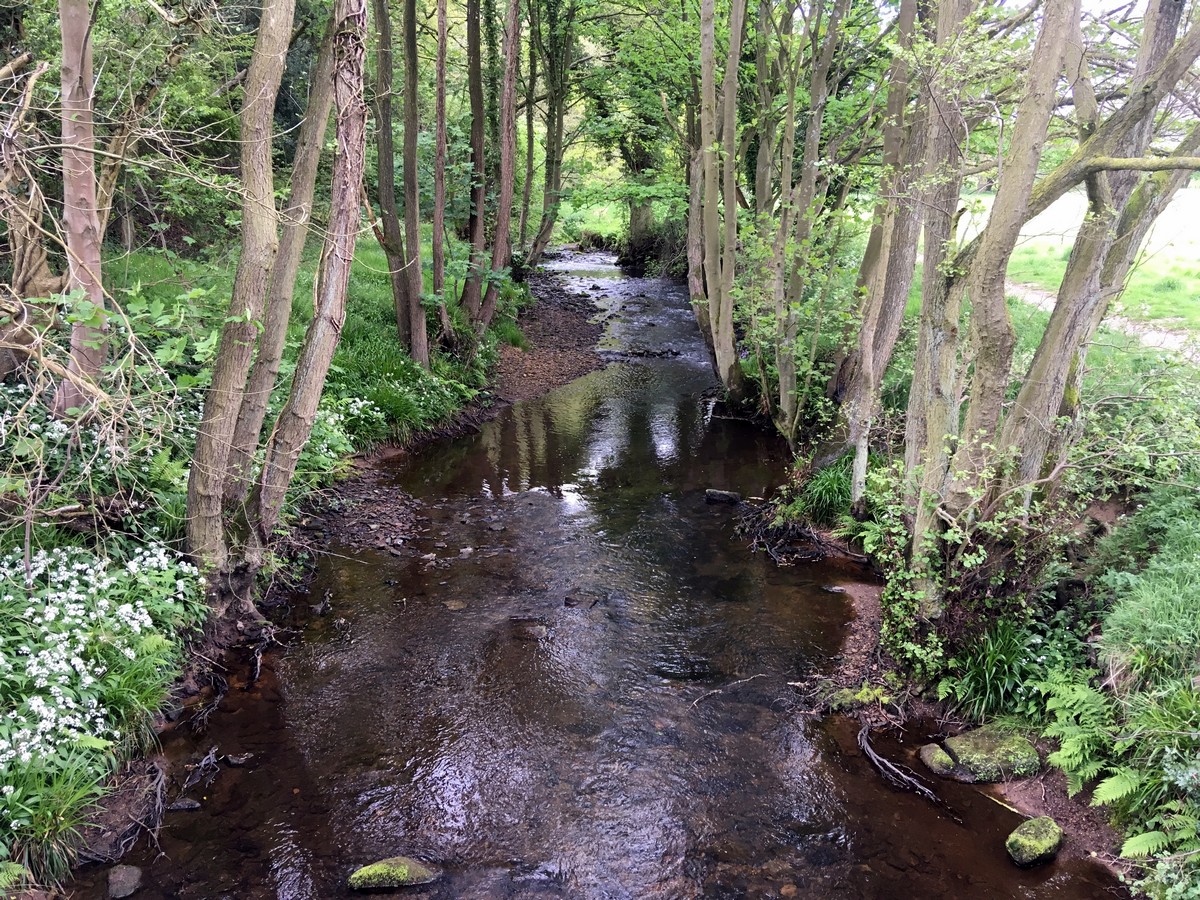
[[0, 545, 205, 884]]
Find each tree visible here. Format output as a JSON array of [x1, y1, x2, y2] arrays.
[[402, 0, 430, 366], [369, 0, 418, 357], [477, 0, 523, 331], [251, 0, 370, 560], [52, 0, 107, 417], [186, 0, 297, 579], [698, 0, 748, 396]]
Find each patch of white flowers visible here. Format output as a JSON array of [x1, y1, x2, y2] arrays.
[[0, 545, 201, 774]]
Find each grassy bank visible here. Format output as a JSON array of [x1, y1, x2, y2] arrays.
[[0, 237, 530, 889]]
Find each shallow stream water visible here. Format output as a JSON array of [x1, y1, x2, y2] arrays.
[[75, 253, 1121, 898]]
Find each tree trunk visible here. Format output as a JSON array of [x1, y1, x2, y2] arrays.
[[699, 0, 747, 397], [774, 0, 850, 441], [526, 0, 575, 268], [461, 0, 488, 320], [1000, 0, 1188, 490], [685, 146, 710, 340], [53, 0, 108, 417], [252, 0, 368, 554], [371, 0, 414, 349], [903, 0, 973, 618], [433, 0, 449, 301], [477, 0, 522, 331], [403, 0, 429, 366], [186, 0, 296, 574], [941, 0, 1077, 517], [224, 16, 338, 505], [518, 36, 537, 249]]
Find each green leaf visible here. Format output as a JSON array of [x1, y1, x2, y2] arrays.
[[1091, 768, 1140, 806], [1120, 830, 1171, 858]]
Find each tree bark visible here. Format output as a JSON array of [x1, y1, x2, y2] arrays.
[[941, 0, 1078, 517], [186, 0, 296, 574], [699, 0, 747, 397], [1001, 0, 1189, 490], [224, 15, 338, 505], [433, 0, 449, 300], [252, 0, 368, 553], [371, 0, 414, 349], [53, 0, 108, 417], [526, 0, 575, 268], [461, 0, 488, 320], [518, 34, 537, 248], [403, 0, 430, 366], [478, 0, 522, 331]]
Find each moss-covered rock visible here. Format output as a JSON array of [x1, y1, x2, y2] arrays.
[[1005, 816, 1063, 867], [918, 742, 956, 777], [348, 856, 440, 890], [942, 726, 1039, 783]]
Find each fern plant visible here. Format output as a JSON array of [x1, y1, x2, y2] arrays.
[[1037, 672, 1115, 796]]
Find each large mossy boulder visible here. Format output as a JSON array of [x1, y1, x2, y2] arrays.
[[1006, 816, 1063, 867], [941, 726, 1039, 783], [348, 856, 440, 890]]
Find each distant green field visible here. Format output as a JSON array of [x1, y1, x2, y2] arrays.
[[966, 188, 1200, 331]]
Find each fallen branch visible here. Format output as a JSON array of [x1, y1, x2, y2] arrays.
[[691, 672, 769, 708]]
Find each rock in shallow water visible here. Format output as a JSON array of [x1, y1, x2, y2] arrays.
[[918, 743, 956, 777], [705, 489, 742, 504], [348, 856, 441, 890], [1006, 816, 1063, 867], [945, 726, 1039, 782], [108, 865, 143, 898], [919, 726, 1039, 783]]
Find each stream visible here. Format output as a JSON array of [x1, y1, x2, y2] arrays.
[[75, 252, 1121, 898]]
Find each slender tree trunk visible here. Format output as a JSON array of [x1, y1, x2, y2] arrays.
[[699, 0, 747, 397], [53, 0, 107, 417], [371, 0, 413, 348], [478, 0, 522, 330], [433, 0, 449, 301], [686, 146, 710, 340], [774, 0, 849, 441], [1001, 0, 1188, 489], [483, 0, 502, 195], [904, 0, 972, 618], [224, 17, 338, 505], [526, 0, 575, 268], [461, 0, 488, 320], [519, 34, 537, 248], [186, 0, 296, 574], [943, 0, 1078, 516], [403, 0, 430, 366], [252, 0, 368, 554]]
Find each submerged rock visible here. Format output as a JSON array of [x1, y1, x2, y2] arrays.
[[348, 856, 440, 890], [1006, 816, 1063, 867], [944, 727, 1039, 783], [705, 489, 742, 505], [108, 865, 143, 898]]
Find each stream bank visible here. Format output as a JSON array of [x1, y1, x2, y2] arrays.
[[68, 251, 1124, 899]]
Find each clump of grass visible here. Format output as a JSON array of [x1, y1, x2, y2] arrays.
[[777, 455, 853, 526]]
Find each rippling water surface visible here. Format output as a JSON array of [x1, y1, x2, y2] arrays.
[[74, 253, 1121, 899]]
